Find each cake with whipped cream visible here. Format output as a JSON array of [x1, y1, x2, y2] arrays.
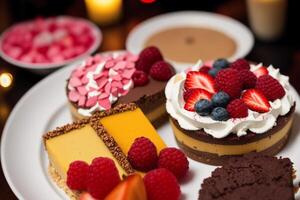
[[67, 46, 174, 126], [166, 58, 295, 165]]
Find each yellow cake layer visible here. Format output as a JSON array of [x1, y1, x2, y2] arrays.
[[171, 116, 293, 156], [45, 124, 127, 179], [100, 108, 166, 154]]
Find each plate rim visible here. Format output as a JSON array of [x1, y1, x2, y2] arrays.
[[126, 11, 254, 71], [0, 15, 102, 70]]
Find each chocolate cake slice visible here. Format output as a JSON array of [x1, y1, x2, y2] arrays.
[[199, 153, 295, 200]]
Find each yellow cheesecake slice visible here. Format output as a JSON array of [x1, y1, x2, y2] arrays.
[[99, 107, 166, 154], [43, 103, 166, 199]]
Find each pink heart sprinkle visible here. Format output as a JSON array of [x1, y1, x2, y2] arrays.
[[85, 96, 98, 107], [104, 83, 112, 94], [122, 68, 135, 79], [97, 77, 108, 89], [78, 96, 86, 107], [77, 86, 88, 96], [122, 78, 130, 85], [105, 60, 115, 69], [112, 75, 122, 81], [68, 90, 80, 102], [111, 87, 118, 96], [126, 62, 135, 69], [81, 76, 89, 84], [111, 81, 123, 89], [93, 54, 102, 63], [69, 77, 82, 87], [98, 98, 111, 110], [126, 54, 139, 62], [98, 92, 109, 99], [73, 69, 85, 78], [113, 61, 127, 70]]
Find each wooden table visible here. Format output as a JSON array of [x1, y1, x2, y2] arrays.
[[1, 0, 300, 199]]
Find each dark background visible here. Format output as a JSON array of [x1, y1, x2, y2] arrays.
[[1, 0, 300, 199]]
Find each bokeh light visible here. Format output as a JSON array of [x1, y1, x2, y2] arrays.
[[0, 72, 13, 88], [140, 0, 157, 4]]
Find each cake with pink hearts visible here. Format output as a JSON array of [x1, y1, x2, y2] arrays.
[[67, 46, 175, 126]]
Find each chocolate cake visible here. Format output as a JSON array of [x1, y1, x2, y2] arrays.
[[199, 153, 295, 200]]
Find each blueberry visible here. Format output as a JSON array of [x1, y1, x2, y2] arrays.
[[208, 68, 220, 77], [213, 58, 229, 69], [211, 107, 229, 121], [212, 91, 230, 107], [194, 99, 213, 116]]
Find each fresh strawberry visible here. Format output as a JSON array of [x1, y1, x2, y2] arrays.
[[184, 71, 216, 94], [242, 89, 270, 113], [183, 89, 196, 102], [253, 66, 268, 77], [184, 89, 213, 111]]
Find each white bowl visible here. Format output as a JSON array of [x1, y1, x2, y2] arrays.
[[126, 11, 254, 72], [0, 16, 102, 75]]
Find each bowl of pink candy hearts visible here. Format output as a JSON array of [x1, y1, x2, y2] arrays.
[[0, 16, 102, 74]]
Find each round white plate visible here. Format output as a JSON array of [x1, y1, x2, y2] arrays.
[[126, 11, 254, 72], [1, 52, 300, 200], [0, 16, 102, 74]]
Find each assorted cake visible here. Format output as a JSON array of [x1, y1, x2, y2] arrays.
[[67, 46, 174, 126], [166, 58, 295, 165], [43, 103, 189, 200], [199, 153, 296, 200]]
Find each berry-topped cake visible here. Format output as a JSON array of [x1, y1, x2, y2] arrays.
[[166, 58, 295, 165], [67, 46, 174, 126]]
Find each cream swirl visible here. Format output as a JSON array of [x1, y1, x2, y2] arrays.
[[165, 62, 295, 138]]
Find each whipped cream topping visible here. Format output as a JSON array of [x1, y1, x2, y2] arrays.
[[165, 61, 295, 138], [68, 52, 138, 117]]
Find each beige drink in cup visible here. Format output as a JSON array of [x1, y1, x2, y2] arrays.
[[247, 0, 287, 41]]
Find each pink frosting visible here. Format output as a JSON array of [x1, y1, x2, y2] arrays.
[[68, 52, 138, 110]]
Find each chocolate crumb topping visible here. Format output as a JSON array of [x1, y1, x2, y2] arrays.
[[199, 153, 295, 200]]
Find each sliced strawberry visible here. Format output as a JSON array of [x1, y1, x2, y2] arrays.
[[242, 89, 270, 113], [253, 66, 268, 77], [184, 71, 216, 94], [184, 89, 213, 111]]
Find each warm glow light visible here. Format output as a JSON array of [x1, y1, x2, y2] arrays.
[[85, 0, 122, 25], [0, 72, 13, 88]]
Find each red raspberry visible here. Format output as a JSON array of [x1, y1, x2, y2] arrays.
[[230, 58, 250, 71], [144, 168, 181, 200], [255, 75, 285, 101], [226, 99, 248, 118], [136, 46, 163, 73], [158, 148, 189, 180], [128, 137, 158, 172], [239, 70, 257, 89], [215, 68, 242, 99], [66, 161, 89, 190], [183, 88, 196, 102], [132, 70, 149, 86], [150, 61, 174, 81], [199, 66, 211, 73], [86, 157, 121, 199]]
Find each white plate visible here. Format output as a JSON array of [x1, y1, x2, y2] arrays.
[[0, 16, 102, 74], [1, 52, 300, 200], [126, 11, 254, 72]]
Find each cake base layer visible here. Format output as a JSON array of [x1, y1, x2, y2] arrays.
[[170, 111, 294, 165]]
